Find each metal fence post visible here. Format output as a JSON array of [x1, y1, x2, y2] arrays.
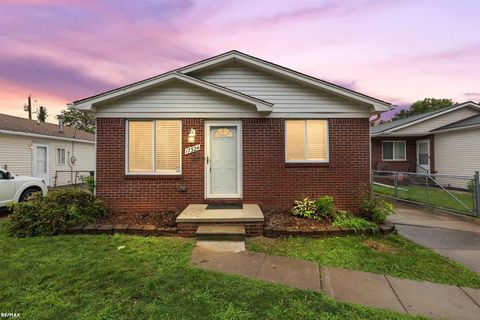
[[425, 174, 429, 207], [393, 171, 398, 199], [474, 171, 480, 217]]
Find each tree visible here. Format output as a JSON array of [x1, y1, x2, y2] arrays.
[[391, 98, 454, 121], [36, 106, 48, 122], [58, 105, 96, 134]]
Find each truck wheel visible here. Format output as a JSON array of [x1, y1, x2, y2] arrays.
[[19, 188, 41, 202]]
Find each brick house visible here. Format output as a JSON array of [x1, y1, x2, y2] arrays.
[[372, 101, 480, 175], [72, 50, 390, 217]]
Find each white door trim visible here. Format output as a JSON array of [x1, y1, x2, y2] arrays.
[[32, 142, 50, 185], [416, 139, 430, 173], [204, 121, 243, 199]]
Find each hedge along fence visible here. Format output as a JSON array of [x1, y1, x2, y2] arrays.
[[8, 188, 107, 237]]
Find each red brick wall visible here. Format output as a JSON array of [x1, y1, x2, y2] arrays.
[[96, 118, 370, 215], [371, 136, 435, 173]]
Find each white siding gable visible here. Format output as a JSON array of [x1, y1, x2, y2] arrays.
[[96, 79, 255, 116], [190, 61, 370, 114], [393, 107, 480, 136]]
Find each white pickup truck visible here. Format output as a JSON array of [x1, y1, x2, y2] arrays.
[[0, 169, 48, 208]]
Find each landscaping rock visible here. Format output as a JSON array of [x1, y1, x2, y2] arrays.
[[379, 222, 395, 235], [128, 225, 144, 235], [66, 225, 85, 234], [82, 224, 100, 234], [142, 225, 157, 236], [97, 225, 113, 234], [113, 224, 129, 233]]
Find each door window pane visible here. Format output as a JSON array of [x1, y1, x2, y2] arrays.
[[37, 147, 47, 173]]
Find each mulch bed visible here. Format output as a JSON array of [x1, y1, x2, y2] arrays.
[[97, 211, 179, 228], [263, 209, 331, 231]]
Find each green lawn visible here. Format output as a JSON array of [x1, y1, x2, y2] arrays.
[[0, 221, 421, 320], [247, 235, 480, 288], [373, 183, 474, 214]]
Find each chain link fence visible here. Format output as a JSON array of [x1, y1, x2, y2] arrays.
[[372, 170, 480, 217]]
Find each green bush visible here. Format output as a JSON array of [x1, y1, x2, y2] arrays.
[[86, 176, 95, 194], [314, 196, 335, 219], [333, 216, 379, 234], [8, 188, 107, 237], [360, 198, 394, 224], [291, 198, 317, 220], [291, 196, 336, 221], [467, 180, 474, 193]]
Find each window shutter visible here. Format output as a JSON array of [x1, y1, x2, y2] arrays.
[[307, 120, 327, 161], [128, 121, 153, 172], [286, 120, 306, 161], [156, 120, 181, 173]]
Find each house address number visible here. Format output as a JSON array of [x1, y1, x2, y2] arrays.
[[184, 144, 201, 155]]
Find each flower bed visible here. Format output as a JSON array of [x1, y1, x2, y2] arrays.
[[97, 211, 179, 228]]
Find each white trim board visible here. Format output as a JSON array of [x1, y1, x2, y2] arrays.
[[95, 112, 371, 119]]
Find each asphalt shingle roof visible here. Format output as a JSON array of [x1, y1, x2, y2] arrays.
[[371, 102, 479, 134], [0, 113, 95, 141], [431, 114, 480, 132]]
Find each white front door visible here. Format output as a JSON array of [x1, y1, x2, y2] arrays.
[[33, 143, 50, 185], [416, 139, 430, 173], [205, 121, 242, 198]]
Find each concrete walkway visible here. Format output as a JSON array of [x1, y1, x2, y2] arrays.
[[389, 203, 480, 273], [192, 244, 480, 320]]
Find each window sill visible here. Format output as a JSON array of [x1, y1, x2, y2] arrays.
[[285, 162, 330, 168], [381, 160, 407, 162], [124, 175, 182, 180]]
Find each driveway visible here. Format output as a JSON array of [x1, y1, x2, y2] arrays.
[[389, 203, 480, 273]]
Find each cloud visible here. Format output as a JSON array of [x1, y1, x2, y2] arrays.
[[0, 55, 117, 101]]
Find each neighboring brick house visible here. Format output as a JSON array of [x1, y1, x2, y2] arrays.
[[371, 101, 480, 175], [72, 50, 390, 216]]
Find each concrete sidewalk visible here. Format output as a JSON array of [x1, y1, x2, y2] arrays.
[[389, 203, 480, 273], [192, 244, 480, 320]]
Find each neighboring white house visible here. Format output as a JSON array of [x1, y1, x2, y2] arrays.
[[371, 101, 480, 177], [0, 113, 95, 187]]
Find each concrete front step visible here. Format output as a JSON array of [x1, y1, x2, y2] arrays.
[[196, 225, 246, 241]]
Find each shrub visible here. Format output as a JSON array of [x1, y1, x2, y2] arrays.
[[333, 217, 379, 234], [86, 176, 95, 194], [314, 196, 335, 219], [291, 198, 317, 220], [467, 180, 474, 193], [8, 188, 107, 237], [360, 198, 394, 225]]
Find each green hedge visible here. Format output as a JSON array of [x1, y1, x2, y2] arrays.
[[8, 188, 107, 237]]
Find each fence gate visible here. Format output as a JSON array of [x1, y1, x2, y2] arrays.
[[372, 170, 479, 217]]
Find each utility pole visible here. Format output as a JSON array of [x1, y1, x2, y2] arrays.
[[23, 95, 32, 120]]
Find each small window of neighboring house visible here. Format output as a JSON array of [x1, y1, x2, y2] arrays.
[[127, 120, 182, 174], [56, 148, 66, 165], [382, 141, 406, 161], [285, 120, 329, 162]]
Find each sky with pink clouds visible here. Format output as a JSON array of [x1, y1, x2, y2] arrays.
[[0, 0, 479, 122]]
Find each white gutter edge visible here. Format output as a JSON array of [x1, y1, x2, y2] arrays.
[[0, 129, 95, 144]]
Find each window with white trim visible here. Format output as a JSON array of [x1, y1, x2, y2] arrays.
[[127, 120, 181, 174], [56, 148, 66, 165], [382, 141, 406, 161], [285, 120, 328, 162]]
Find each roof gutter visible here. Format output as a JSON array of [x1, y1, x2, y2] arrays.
[[0, 129, 95, 144]]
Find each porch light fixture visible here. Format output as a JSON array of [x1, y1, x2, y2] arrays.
[[188, 128, 196, 143]]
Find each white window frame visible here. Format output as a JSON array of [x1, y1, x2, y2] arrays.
[[285, 120, 329, 163], [381, 140, 406, 161], [125, 120, 182, 175], [56, 148, 66, 165]]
